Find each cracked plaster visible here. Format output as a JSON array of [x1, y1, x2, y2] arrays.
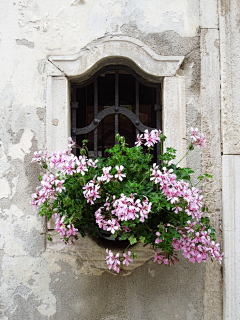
[[0, 0, 224, 319], [16, 38, 35, 48]]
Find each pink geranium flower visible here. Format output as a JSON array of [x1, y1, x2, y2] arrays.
[[123, 251, 133, 266], [114, 165, 126, 181]]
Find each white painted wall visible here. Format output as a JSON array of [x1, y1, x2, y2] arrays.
[[2, 0, 237, 319]]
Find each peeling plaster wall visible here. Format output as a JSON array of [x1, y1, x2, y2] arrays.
[[0, 0, 224, 319]]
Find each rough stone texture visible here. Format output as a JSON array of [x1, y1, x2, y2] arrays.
[[49, 36, 184, 79], [46, 232, 154, 273], [222, 155, 240, 320], [200, 28, 222, 320], [46, 76, 70, 152], [183, 43, 202, 185], [219, 1, 240, 318], [163, 76, 186, 166], [0, 0, 224, 319], [2, 253, 205, 320], [220, 0, 240, 154], [200, 0, 218, 29]]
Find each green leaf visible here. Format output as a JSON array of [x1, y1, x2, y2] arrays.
[[80, 149, 86, 155], [132, 252, 138, 259], [129, 235, 137, 245], [42, 163, 48, 169], [139, 236, 146, 243], [166, 147, 176, 154], [188, 143, 194, 150], [120, 233, 128, 240], [204, 173, 213, 178], [159, 133, 166, 141]]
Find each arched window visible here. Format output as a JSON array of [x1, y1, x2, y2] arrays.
[[46, 37, 186, 267], [71, 65, 161, 161]]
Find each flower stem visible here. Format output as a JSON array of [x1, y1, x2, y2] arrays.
[[139, 171, 150, 185], [175, 149, 190, 166], [124, 243, 131, 253]]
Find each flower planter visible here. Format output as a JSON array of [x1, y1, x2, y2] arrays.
[[31, 129, 223, 273]]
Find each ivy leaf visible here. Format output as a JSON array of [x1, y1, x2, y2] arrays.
[[139, 236, 146, 243], [120, 233, 128, 240], [129, 235, 137, 245]]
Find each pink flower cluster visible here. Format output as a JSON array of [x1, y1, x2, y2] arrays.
[[31, 173, 65, 209], [83, 180, 101, 204], [106, 249, 133, 273], [51, 152, 89, 176], [172, 227, 223, 264], [135, 129, 161, 147], [95, 194, 151, 234], [106, 249, 121, 273], [191, 127, 206, 148], [82, 165, 126, 204], [97, 165, 126, 183], [54, 214, 78, 245], [95, 208, 120, 234], [95, 193, 152, 272], [31, 142, 99, 210], [155, 231, 163, 244], [150, 165, 204, 220], [154, 251, 178, 266], [32, 145, 98, 177], [112, 194, 152, 222]]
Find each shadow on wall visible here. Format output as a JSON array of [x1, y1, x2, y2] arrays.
[[47, 255, 204, 320]]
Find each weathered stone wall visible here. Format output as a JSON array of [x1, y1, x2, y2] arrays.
[[219, 0, 240, 319], [0, 1, 224, 319]]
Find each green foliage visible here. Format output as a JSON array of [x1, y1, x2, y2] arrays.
[[37, 133, 216, 259]]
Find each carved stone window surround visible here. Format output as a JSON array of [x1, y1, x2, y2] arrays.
[[45, 36, 186, 271]]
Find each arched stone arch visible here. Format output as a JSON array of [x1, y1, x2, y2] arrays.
[[48, 35, 184, 80], [46, 35, 186, 166]]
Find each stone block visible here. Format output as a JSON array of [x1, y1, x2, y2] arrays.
[[163, 76, 186, 166], [200, 0, 218, 28], [222, 155, 240, 319]]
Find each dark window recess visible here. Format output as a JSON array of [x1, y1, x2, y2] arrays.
[[71, 66, 162, 162]]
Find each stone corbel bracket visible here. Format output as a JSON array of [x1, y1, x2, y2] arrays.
[[47, 36, 184, 80]]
